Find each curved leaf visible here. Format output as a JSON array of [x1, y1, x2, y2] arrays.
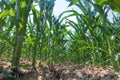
[[94, 0, 120, 12], [9, 8, 15, 16]]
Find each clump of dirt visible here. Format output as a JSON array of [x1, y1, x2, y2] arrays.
[[0, 58, 120, 80]]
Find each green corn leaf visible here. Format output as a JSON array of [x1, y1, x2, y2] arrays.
[[0, 2, 4, 10], [107, 0, 120, 12], [0, 18, 5, 27], [11, 0, 15, 4], [0, 9, 9, 19], [94, 0, 106, 5], [92, 3, 104, 15], [73, 0, 78, 4], [20, 0, 26, 8], [67, 0, 78, 6], [94, 0, 120, 12], [9, 8, 15, 16], [3, 70, 14, 78]]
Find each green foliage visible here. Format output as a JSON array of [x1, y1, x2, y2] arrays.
[[94, 0, 120, 12], [20, 63, 31, 67], [95, 0, 105, 4], [0, 10, 8, 19], [3, 70, 20, 80], [66, 0, 78, 6], [65, 0, 120, 70]]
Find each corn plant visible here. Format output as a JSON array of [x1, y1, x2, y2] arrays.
[[0, 0, 120, 71], [65, 0, 120, 70]]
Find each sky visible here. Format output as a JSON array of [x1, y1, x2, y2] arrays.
[[53, 0, 69, 17], [53, 0, 80, 17], [53, 0, 77, 31], [53, 0, 114, 22]]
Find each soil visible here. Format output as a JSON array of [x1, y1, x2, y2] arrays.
[[0, 58, 120, 80]]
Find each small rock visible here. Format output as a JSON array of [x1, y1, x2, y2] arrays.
[[109, 71, 116, 78]]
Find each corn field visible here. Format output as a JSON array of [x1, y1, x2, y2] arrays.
[[0, 0, 120, 72]]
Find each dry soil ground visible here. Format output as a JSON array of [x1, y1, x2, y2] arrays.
[[0, 58, 120, 80]]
